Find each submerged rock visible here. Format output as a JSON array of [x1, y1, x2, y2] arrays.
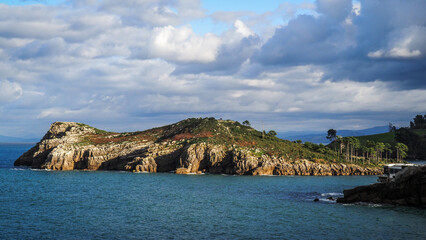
[[15, 121, 382, 176], [337, 166, 426, 207]]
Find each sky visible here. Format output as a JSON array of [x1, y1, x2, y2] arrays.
[[0, 0, 425, 138]]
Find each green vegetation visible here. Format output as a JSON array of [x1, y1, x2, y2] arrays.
[[70, 115, 425, 166], [155, 117, 366, 164], [326, 129, 337, 142], [410, 114, 426, 129], [355, 132, 396, 145], [327, 114, 426, 163], [242, 120, 251, 126], [74, 117, 348, 164], [76, 123, 112, 135], [395, 128, 426, 160], [328, 135, 406, 166]]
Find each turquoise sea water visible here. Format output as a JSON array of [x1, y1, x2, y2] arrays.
[[0, 143, 425, 239]]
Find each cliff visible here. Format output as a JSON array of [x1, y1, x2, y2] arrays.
[[337, 166, 426, 207], [14, 118, 381, 175]]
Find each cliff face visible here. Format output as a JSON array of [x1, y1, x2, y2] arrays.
[[15, 121, 381, 176], [337, 166, 426, 207]]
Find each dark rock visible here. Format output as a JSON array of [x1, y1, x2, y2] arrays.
[[337, 166, 426, 207], [314, 198, 319, 202]]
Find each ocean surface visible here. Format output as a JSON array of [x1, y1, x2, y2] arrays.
[[0, 143, 425, 239]]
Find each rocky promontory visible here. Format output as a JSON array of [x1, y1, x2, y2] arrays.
[[337, 165, 426, 207], [15, 118, 382, 176]]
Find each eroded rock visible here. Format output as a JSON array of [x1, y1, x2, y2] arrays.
[[15, 122, 382, 176]]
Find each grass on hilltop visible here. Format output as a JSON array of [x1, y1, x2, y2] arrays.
[[355, 132, 396, 145]]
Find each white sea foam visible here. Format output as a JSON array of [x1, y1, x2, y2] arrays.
[[30, 168, 52, 171], [321, 192, 343, 197], [10, 168, 27, 171], [319, 198, 337, 203]]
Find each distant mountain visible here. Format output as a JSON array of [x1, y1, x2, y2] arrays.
[[0, 135, 39, 143], [278, 125, 389, 144]]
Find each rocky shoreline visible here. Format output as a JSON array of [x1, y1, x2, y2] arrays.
[[15, 122, 382, 176], [337, 165, 426, 207]]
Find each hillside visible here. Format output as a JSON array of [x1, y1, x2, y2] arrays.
[[355, 132, 396, 145], [14, 118, 381, 175], [326, 127, 426, 161]]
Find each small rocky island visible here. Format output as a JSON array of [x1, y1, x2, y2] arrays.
[[337, 165, 426, 207], [15, 118, 381, 176]]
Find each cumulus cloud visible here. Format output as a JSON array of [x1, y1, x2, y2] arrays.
[[173, 20, 261, 74], [145, 25, 221, 63], [368, 26, 426, 59], [13, 37, 66, 59], [316, 0, 352, 21], [0, 0, 425, 137], [98, 0, 205, 27], [254, 0, 426, 88], [0, 80, 23, 103]]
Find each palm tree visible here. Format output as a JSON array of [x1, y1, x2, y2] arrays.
[[395, 143, 408, 162], [384, 143, 392, 162], [376, 142, 386, 162]]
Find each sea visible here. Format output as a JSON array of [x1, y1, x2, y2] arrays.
[[0, 143, 425, 239]]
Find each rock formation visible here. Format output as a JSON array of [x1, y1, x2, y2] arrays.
[[15, 120, 382, 176], [337, 166, 426, 207]]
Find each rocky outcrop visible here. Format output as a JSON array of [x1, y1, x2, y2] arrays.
[[337, 166, 426, 207], [15, 122, 382, 176]]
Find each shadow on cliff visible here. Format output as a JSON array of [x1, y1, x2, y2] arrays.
[[98, 147, 184, 172]]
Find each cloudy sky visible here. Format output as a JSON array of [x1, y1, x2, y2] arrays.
[[0, 0, 425, 138]]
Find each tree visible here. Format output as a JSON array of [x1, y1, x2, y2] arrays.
[[410, 114, 426, 129], [326, 129, 337, 142], [376, 142, 386, 162], [352, 137, 360, 162], [360, 146, 368, 164], [242, 120, 251, 127], [384, 143, 392, 162], [395, 143, 408, 162], [342, 137, 350, 161], [388, 122, 396, 132], [366, 140, 377, 163], [367, 147, 376, 164], [267, 130, 277, 137]]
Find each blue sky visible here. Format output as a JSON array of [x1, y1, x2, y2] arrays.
[[0, 0, 425, 138]]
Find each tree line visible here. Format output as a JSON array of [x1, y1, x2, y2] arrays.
[[326, 129, 408, 164]]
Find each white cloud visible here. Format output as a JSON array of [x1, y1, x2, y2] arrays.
[[0, 0, 425, 137], [316, 0, 352, 21], [0, 80, 23, 103], [98, 0, 205, 27], [234, 20, 254, 38], [147, 25, 221, 63], [368, 26, 425, 59]]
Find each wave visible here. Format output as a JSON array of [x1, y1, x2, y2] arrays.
[[30, 168, 52, 171], [10, 168, 28, 171], [321, 192, 343, 197]]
